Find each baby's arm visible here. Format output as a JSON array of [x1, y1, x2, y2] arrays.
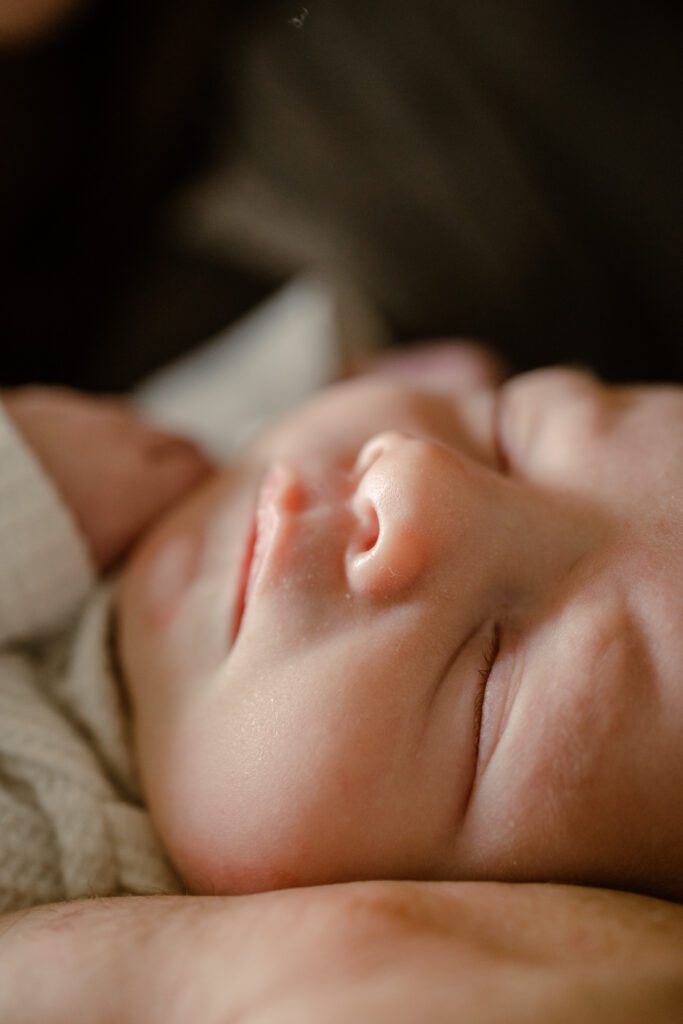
[[0, 386, 210, 645]]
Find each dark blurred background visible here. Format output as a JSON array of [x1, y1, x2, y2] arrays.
[[1, 0, 681, 390]]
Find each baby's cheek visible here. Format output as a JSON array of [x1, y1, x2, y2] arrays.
[[141, 700, 294, 897], [143, 744, 238, 895], [118, 527, 212, 711], [136, 531, 204, 629], [144, 680, 359, 897]]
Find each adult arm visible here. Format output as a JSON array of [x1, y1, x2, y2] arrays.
[[1, 881, 681, 1023], [0, 0, 89, 45]]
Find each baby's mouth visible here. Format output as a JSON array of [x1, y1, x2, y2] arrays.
[[231, 463, 305, 642], [231, 509, 258, 643]]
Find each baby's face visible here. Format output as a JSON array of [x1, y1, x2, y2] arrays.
[[119, 365, 683, 899]]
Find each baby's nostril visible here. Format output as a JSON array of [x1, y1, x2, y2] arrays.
[[357, 502, 380, 553]]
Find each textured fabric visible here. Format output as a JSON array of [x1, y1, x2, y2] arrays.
[[0, 404, 93, 645], [0, 405, 180, 911]]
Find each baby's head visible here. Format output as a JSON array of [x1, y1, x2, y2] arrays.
[[118, 361, 683, 900]]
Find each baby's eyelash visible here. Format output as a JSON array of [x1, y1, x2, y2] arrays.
[[473, 623, 501, 761]]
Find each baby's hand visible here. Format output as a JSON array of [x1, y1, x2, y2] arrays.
[[4, 386, 213, 570]]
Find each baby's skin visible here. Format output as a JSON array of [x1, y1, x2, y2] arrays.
[[118, 357, 683, 901], [4, 386, 211, 570]]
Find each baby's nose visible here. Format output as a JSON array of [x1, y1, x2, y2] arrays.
[[347, 431, 449, 597]]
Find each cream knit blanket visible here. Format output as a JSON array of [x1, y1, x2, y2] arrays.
[[0, 405, 179, 911]]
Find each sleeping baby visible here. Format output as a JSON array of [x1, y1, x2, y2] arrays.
[[1, 348, 681, 911]]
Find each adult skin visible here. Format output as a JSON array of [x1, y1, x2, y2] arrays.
[[1, 882, 682, 1023], [0, 0, 87, 44]]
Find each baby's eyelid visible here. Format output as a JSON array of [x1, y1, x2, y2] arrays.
[[473, 623, 501, 761]]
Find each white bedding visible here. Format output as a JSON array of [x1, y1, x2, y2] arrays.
[[135, 277, 386, 459]]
